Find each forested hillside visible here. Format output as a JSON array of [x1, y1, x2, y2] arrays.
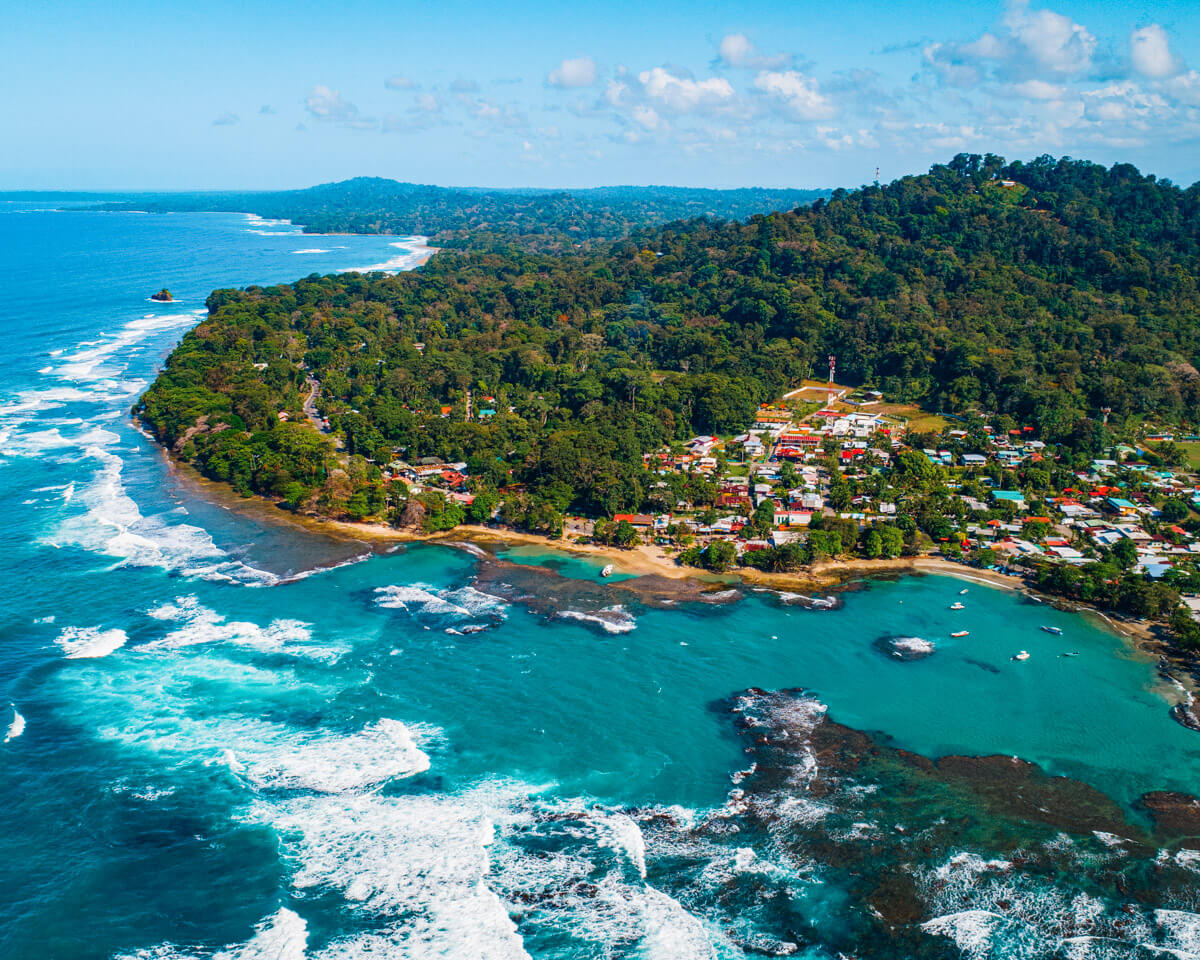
[[138, 154, 1200, 520], [89, 178, 829, 243]]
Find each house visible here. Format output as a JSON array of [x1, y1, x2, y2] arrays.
[[991, 490, 1027, 510], [961, 453, 988, 467], [613, 513, 654, 528], [1106, 497, 1139, 517], [774, 509, 812, 527]]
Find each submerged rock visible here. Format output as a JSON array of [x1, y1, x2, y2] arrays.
[[696, 686, 1200, 957], [874, 634, 936, 661], [1138, 791, 1200, 845], [1170, 697, 1200, 734]]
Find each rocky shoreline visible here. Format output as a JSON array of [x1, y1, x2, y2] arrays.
[[702, 686, 1200, 956]]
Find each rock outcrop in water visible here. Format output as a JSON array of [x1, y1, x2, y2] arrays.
[[150, 288, 173, 301], [671, 686, 1200, 958], [1170, 696, 1200, 734]]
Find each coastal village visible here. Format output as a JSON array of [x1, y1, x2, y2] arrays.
[[375, 376, 1200, 635]]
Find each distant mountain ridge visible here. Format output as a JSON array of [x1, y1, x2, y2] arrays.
[[69, 176, 830, 242]]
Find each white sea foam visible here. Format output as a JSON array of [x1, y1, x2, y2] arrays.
[[592, 811, 648, 879], [144, 595, 334, 659], [561, 872, 733, 959], [49, 312, 199, 384], [556, 605, 637, 634], [891, 636, 935, 656], [84, 676, 433, 795], [234, 719, 431, 793], [56, 625, 128, 659], [249, 785, 531, 958], [921, 910, 1004, 956], [54, 447, 275, 585], [292, 248, 331, 254], [117, 907, 308, 960], [341, 239, 431, 274], [1156, 910, 1200, 957], [4, 706, 25, 742], [373, 583, 507, 626]]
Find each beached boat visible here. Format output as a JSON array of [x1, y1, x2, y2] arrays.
[[600, 564, 614, 578], [1013, 650, 1031, 661], [950, 630, 969, 638], [1040, 625, 1063, 635], [949, 602, 965, 610]]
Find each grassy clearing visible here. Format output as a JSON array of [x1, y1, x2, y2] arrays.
[[1168, 441, 1200, 470]]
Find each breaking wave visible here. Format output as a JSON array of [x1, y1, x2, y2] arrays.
[[145, 595, 338, 660], [556, 604, 637, 634], [4, 706, 25, 742], [373, 583, 508, 630], [55, 625, 128, 659]]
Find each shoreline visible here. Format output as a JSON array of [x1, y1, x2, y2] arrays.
[[159, 450, 1187, 676]]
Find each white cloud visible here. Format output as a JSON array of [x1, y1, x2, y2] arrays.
[[1003, 0, 1096, 75], [632, 105, 660, 130], [1081, 82, 1168, 123], [1012, 79, 1067, 100], [925, 2, 1097, 89], [753, 70, 836, 120], [638, 66, 734, 111], [1166, 70, 1200, 106], [414, 92, 442, 114], [923, 43, 987, 88], [1129, 25, 1179, 79], [468, 99, 501, 121], [212, 112, 239, 126], [305, 85, 360, 122], [717, 33, 789, 70], [604, 80, 628, 107], [547, 56, 597, 88]]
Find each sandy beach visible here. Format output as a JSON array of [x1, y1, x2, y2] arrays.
[[162, 452, 1174, 658]]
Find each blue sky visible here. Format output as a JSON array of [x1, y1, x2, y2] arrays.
[[3, 0, 1199, 190]]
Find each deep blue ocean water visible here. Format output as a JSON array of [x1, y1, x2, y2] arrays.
[[1, 202, 1199, 959]]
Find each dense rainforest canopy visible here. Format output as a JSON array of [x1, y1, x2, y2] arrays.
[[85, 178, 829, 245], [138, 154, 1200, 519]]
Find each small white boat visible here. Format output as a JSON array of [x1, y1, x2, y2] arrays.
[[959, 588, 968, 595], [1013, 650, 1030, 661], [600, 564, 614, 578], [950, 602, 965, 610], [950, 630, 969, 638], [1040, 625, 1062, 635]]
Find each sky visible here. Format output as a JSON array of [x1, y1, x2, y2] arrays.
[[3, 0, 1199, 191]]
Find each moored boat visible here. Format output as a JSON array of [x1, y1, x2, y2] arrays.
[[1013, 650, 1031, 661], [1041, 625, 1063, 635], [949, 602, 965, 610], [950, 630, 969, 637], [601, 564, 614, 577]]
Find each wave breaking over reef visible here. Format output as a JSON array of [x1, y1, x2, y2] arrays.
[[683, 686, 1200, 958]]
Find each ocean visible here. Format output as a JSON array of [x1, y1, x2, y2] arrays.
[[1, 201, 1199, 959]]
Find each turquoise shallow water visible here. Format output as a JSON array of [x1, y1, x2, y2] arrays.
[[1, 203, 1199, 959]]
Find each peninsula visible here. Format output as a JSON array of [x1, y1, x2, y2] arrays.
[[138, 154, 1200, 655]]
